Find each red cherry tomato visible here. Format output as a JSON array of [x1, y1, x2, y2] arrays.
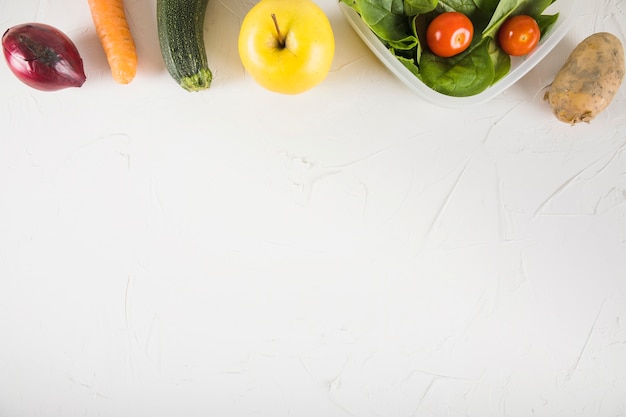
[[498, 15, 541, 56], [426, 12, 474, 58]]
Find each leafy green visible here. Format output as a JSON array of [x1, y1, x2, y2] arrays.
[[436, 0, 489, 21], [536, 13, 559, 35], [404, 0, 438, 16], [341, 0, 560, 97], [395, 50, 421, 76], [489, 38, 511, 83], [473, 0, 500, 14], [344, 0, 418, 49], [420, 38, 495, 96]]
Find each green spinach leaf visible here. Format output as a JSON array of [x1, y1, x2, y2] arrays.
[[473, 0, 499, 14], [404, 0, 438, 16], [536, 13, 559, 37], [420, 37, 495, 96], [488, 37, 510, 83], [343, 0, 418, 49], [394, 49, 421, 76]]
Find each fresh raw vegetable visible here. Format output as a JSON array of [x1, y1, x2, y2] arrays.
[[544, 32, 625, 124], [157, 0, 212, 92], [87, 0, 137, 84], [498, 15, 540, 56], [2, 23, 86, 91], [339, 0, 560, 97], [426, 11, 473, 58]]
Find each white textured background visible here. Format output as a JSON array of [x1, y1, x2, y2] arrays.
[[1, 0, 625, 416]]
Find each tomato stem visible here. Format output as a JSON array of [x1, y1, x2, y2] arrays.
[[271, 13, 285, 48]]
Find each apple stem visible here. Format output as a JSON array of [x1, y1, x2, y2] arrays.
[[271, 13, 286, 48]]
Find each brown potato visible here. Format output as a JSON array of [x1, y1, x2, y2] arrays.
[[544, 32, 624, 124]]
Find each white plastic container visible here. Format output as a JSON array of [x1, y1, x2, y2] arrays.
[[339, 0, 577, 108]]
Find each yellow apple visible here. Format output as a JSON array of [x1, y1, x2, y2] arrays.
[[238, 0, 335, 94]]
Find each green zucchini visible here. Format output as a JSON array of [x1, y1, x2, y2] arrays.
[[157, 0, 212, 91]]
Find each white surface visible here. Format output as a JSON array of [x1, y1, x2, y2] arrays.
[[1, 1, 625, 416]]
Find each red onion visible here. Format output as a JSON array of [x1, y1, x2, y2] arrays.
[[2, 23, 86, 91]]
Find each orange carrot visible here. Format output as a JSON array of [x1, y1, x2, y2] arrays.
[[87, 0, 137, 84]]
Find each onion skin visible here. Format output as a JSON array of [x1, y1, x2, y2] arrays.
[[2, 23, 86, 91]]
